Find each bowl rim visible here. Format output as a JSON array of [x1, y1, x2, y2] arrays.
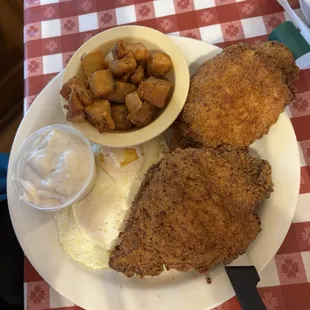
[[12, 124, 95, 212], [60, 25, 190, 148]]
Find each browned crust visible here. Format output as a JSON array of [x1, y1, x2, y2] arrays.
[[172, 42, 299, 150], [109, 147, 273, 277]]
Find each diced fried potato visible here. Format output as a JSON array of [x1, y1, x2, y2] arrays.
[[84, 100, 115, 133], [66, 111, 85, 122], [128, 101, 156, 127], [84, 100, 111, 122], [111, 104, 132, 130], [111, 40, 128, 59], [60, 83, 72, 100], [125, 91, 142, 112], [131, 65, 145, 84], [138, 77, 173, 108], [81, 50, 106, 78], [76, 86, 94, 106], [104, 52, 114, 68], [120, 148, 139, 166], [95, 99, 112, 114], [59, 83, 71, 100], [89, 70, 115, 98], [109, 52, 137, 77], [119, 71, 132, 82], [148, 52, 172, 77], [108, 81, 137, 103], [60, 76, 88, 99], [66, 91, 85, 122], [125, 43, 149, 62]]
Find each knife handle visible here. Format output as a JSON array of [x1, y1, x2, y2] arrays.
[[225, 266, 266, 310]]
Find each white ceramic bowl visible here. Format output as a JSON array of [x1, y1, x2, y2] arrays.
[[12, 124, 96, 212], [61, 25, 190, 147]]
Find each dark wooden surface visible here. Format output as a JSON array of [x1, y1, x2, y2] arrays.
[[0, 0, 23, 132], [0, 0, 23, 151]]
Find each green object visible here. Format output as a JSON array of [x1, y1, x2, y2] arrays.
[[268, 21, 310, 59]]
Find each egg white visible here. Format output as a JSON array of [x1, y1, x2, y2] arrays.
[[72, 167, 138, 251], [53, 206, 110, 269]]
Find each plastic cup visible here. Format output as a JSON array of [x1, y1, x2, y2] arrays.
[[12, 124, 96, 212]]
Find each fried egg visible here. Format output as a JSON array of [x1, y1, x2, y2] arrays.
[[53, 206, 110, 269], [54, 135, 168, 269]]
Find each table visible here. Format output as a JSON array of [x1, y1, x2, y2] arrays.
[[23, 0, 310, 309]]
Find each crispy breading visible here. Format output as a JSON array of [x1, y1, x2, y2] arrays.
[[170, 120, 202, 151], [171, 42, 299, 150], [255, 41, 299, 84], [109, 148, 273, 277]]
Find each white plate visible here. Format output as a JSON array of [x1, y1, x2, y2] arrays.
[[8, 36, 300, 310]]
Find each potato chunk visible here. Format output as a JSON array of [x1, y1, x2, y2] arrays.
[[89, 69, 115, 98], [108, 81, 137, 103], [84, 100, 115, 132], [60, 76, 88, 100], [111, 40, 127, 59], [138, 77, 173, 108], [131, 65, 145, 84], [60, 83, 72, 100], [109, 52, 137, 77], [111, 41, 149, 62], [125, 43, 149, 62], [66, 91, 85, 122], [75, 87, 94, 106], [104, 52, 114, 68], [125, 91, 142, 112], [81, 50, 106, 78], [148, 52, 172, 77], [119, 71, 132, 82], [128, 101, 156, 127], [111, 104, 132, 130]]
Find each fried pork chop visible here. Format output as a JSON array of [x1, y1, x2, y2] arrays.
[[109, 148, 272, 277], [255, 41, 299, 84], [171, 42, 299, 150]]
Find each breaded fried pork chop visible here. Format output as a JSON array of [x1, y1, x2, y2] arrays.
[[171, 42, 299, 150], [255, 41, 299, 84], [109, 148, 273, 277]]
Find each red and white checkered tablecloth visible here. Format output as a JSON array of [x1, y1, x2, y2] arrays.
[[23, 0, 310, 309]]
